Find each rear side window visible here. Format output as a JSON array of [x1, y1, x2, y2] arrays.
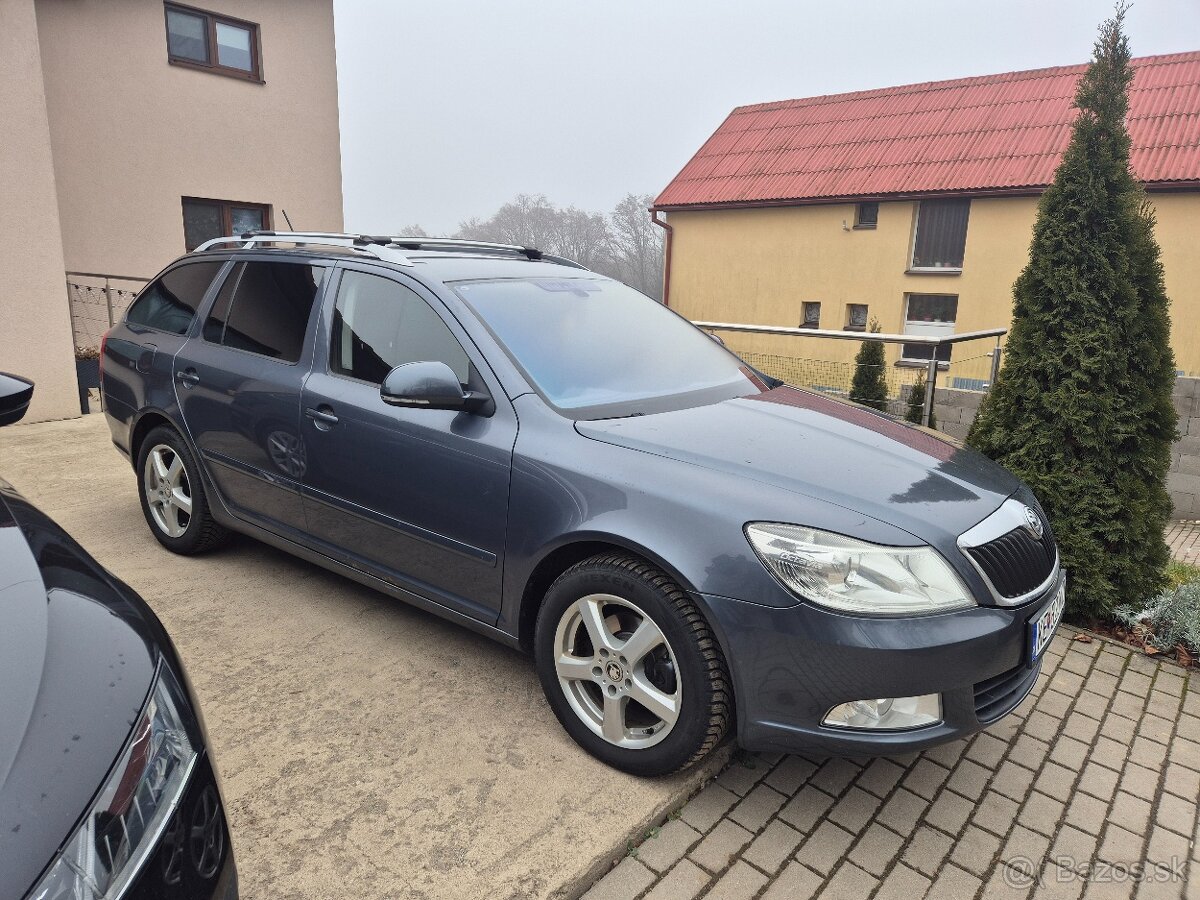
[[330, 270, 470, 385], [203, 261, 325, 362], [125, 262, 222, 334]]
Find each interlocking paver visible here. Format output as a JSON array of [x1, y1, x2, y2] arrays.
[[926, 863, 982, 900], [585, 623, 1198, 900], [678, 782, 738, 833], [704, 861, 768, 900], [797, 820, 855, 875], [635, 819, 702, 874], [582, 857, 656, 900], [761, 862, 822, 900], [827, 787, 881, 833], [927, 789, 974, 834], [777, 785, 835, 833], [764, 755, 817, 795], [743, 819, 804, 874], [1019, 790, 1066, 837], [688, 819, 753, 873], [727, 783, 787, 833], [905, 758, 951, 800], [875, 863, 932, 900], [816, 861, 877, 900], [643, 858, 709, 900], [949, 824, 1003, 876], [847, 822, 903, 877], [856, 758, 905, 798]]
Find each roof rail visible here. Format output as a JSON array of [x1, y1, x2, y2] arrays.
[[192, 231, 414, 266], [192, 231, 588, 270], [377, 236, 546, 262]]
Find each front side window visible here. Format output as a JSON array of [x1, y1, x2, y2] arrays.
[[331, 271, 470, 386], [910, 199, 970, 271], [203, 262, 325, 362], [454, 277, 763, 418], [125, 262, 223, 335], [165, 4, 261, 81], [902, 293, 958, 363], [182, 197, 270, 251]]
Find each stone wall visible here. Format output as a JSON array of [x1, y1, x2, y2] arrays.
[[929, 376, 1200, 518]]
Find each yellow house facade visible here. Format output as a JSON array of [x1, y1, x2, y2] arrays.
[[654, 52, 1200, 397], [665, 192, 1200, 377]]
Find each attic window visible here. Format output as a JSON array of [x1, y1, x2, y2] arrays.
[[165, 3, 262, 82], [854, 202, 879, 229]]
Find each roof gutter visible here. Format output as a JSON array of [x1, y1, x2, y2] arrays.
[[650, 208, 673, 307]]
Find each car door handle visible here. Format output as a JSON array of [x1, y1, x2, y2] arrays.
[[176, 369, 199, 386], [305, 406, 339, 427]]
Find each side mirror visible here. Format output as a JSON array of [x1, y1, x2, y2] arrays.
[[380, 361, 487, 413], [0, 373, 34, 427]]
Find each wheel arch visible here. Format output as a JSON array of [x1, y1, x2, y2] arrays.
[[515, 532, 703, 654], [129, 409, 180, 470]]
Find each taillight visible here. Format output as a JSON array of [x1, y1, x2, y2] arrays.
[[99, 328, 111, 382]]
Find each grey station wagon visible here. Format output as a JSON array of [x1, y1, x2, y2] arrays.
[[101, 232, 1064, 776]]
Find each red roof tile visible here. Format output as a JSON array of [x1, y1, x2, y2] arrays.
[[654, 52, 1200, 209]]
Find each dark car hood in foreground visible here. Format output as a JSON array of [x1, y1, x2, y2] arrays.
[[0, 482, 157, 899], [576, 386, 1020, 544]]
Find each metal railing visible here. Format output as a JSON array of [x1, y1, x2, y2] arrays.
[[695, 321, 1007, 428], [65, 271, 150, 354]]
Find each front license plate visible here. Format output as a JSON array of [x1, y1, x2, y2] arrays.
[[1029, 578, 1066, 664]]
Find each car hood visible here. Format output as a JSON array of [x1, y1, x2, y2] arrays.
[[0, 483, 158, 899], [575, 386, 1020, 545]]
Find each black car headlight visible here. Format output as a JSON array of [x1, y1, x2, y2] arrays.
[[27, 663, 199, 900]]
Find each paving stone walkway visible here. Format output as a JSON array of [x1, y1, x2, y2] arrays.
[[583, 626, 1199, 900], [1166, 520, 1200, 566]]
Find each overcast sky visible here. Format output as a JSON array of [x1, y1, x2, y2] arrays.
[[333, 0, 1199, 235]]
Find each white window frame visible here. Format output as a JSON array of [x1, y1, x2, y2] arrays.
[[901, 293, 958, 365]]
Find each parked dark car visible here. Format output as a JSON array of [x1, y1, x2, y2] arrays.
[[0, 374, 236, 899], [100, 233, 1064, 776]]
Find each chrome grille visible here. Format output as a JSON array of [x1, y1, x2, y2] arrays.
[[958, 497, 1059, 605], [965, 525, 1057, 599]]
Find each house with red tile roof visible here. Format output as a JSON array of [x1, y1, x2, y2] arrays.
[[653, 51, 1200, 390]]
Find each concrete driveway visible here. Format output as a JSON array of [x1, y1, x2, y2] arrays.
[[0, 415, 726, 899]]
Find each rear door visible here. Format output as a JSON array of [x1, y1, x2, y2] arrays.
[[299, 264, 517, 623], [102, 261, 226, 420], [174, 258, 328, 537]]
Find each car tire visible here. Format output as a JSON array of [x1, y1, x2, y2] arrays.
[[534, 553, 731, 776], [136, 425, 229, 554]]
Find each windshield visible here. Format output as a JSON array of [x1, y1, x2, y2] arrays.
[[453, 277, 764, 418]]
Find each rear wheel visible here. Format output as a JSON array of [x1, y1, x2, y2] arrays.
[[534, 554, 731, 776], [137, 426, 228, 554]]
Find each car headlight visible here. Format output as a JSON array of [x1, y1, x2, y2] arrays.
[[745, 523, 976, 615], [27, 664, 199, 900]]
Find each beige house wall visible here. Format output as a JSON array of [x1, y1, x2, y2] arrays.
[[35, 0, 344, 282], [0, 0, 80, 423], [666, 192, 1200, 377]]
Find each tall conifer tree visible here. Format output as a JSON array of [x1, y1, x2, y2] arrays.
[[968, 8, 1177, 617]]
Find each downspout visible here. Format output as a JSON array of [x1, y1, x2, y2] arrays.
[[650, 208, 673, 307]]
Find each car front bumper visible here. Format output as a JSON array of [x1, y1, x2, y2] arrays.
[[699, 572, 1063, 756]]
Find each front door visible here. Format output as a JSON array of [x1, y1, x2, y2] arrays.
[[174, 259, 328, 537], [299, 266, 516, 623]]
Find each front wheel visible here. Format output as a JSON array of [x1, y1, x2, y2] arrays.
[[534, 554, 732, 776]]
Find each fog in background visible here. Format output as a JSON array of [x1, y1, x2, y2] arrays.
[[334, 0, 1199, 236]]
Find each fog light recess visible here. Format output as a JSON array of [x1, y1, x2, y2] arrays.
[[822, 694, 942, 731]]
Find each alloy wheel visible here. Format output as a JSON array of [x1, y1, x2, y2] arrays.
[[553, 593, 682, 749], [143, 444, 192, 538]]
